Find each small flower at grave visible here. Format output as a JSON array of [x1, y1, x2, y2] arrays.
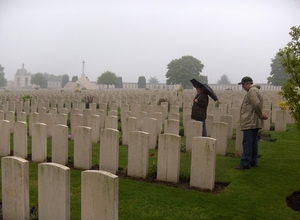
[[68, 134, 71, 140], [30, 206, 36, 213], [177, 86, 184, 95], [75, 88, 81, 93], [276, 101, 288, 110], [30, 203, 38, 220], [94, 152, 97, 156], [149, 153, 154, 157]]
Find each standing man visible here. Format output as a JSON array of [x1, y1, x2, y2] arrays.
[[236, 76, 268, 170], [191, 84, 209, 136]]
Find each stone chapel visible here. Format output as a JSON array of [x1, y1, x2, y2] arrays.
[[14, 64, 32, 88]]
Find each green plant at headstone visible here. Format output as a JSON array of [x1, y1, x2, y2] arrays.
[[67, 119, 71, 128], [276, 101, 289, 110], [177, 86, 184, 95], [179, 127, 184, 136], [148, 161, 157, 178], [82, 95, 94, 108], [180, 142, 186, 152], [30, 203, 38, 220], [157, 98, 170, 111], [22, 94, 32, 101]]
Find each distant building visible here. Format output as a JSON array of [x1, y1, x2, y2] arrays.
[[122, 82, 180, 90], [64, 60, 99, 90], [47, 81, 61, 88], [6, 64, 61, 89], [14, 64, 32, 88]]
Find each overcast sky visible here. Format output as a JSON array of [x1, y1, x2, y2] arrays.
[[1, 0, 299, 84]]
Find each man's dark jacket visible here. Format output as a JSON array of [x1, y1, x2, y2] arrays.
[[191, 92, 209, 121]]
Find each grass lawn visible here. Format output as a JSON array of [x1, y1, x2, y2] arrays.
[[1, 124, 300, 219]]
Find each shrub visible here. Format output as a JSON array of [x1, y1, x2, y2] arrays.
[[82, 95, 94, 108], [276, 101, 288, 110], [179, 127, 184, 136], [22, 94, 32, 101], [157, 98, 170, 111], [67, 119, 71, 128], [180, 143, 186, 152], [148, 161, 157, 178], [177, 86, 184, 95]]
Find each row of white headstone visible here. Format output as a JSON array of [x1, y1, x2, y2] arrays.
[[2, 156, 118, 220], [0, 117, 218, 184], [0, 89, 294, 220], [0, 119, 218, 219]]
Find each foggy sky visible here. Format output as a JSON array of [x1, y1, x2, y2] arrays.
[[1, 0, 299, 84]]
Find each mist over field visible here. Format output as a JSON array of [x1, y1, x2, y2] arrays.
[[1, 0, 299, 84]]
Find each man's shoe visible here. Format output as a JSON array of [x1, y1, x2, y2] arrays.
[[235, 166, 250, 170]]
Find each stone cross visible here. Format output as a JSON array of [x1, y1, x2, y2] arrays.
[[81, 60, 86, 78]]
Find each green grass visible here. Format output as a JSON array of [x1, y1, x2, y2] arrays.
[[1, 124, 300, 219]]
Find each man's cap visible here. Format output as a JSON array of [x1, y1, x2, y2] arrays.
[[238, 76, 253, 85]]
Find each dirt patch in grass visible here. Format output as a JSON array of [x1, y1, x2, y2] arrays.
[[73, 164, 228, 193], [116, 169, 228, 194], [286, 191, 300, 212]]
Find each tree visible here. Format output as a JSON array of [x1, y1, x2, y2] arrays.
[[278, 26, 300, 129], [138, 76, 146, 88], [0, 64, 7, 87], [166, 55, 204, 89], [267, 54, 290, 86], [217, 74, 231, 84], [97, 71, 118, 89], [61, 74, 69, 88], [30, 72, 48, 88], [43, 73, 63, 81], [148, 76, 159, 84], [71, 76, 78, 82], [115, 77, 123, 88]]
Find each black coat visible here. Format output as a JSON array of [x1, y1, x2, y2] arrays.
[[191, 92, 209, 121]]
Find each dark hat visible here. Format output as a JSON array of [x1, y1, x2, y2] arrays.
[[238, 76, 253, 85]]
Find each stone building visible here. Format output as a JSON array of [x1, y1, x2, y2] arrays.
[[63, 60, 99, 90], [14, 64, 32, 88]]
